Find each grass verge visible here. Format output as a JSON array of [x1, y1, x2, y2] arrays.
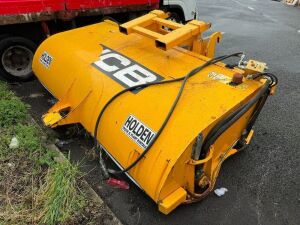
[[0, 81, 90, 224]]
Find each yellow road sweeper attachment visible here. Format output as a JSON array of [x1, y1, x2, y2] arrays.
[[32, 10, 277, 214]]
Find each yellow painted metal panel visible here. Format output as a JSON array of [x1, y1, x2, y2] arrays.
[[32, 11, 276, 214]]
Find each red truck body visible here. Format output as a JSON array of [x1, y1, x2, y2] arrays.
[[0, 0, 174, 81], [0, 0, 159, 15], [0, 0, 65, 14]]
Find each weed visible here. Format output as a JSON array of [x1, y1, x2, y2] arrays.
[[0, 82, 14, 100], [0, 128, 10, 158], [37, 160, 86, 225], [0, 99, 28, 127], [15, 124, 41, 152], [0, 81, 89, 225], [38, 149, 58, 167]]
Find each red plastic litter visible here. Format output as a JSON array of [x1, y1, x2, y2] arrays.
[[106, 178, 129, 190]]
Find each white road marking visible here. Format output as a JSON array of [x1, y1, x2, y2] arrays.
[[231, 0, 244, 7], [231, 0, 275, 22], [297, 30, 300, 33], [231, 0, 256, 11]]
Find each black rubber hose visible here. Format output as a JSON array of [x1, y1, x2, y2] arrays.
[[251, 72, 278, 87], [200, 81, 271, 158], [244, 92, 269, 136], [241, 72, 277, 136], [94, 52, 244, 175]]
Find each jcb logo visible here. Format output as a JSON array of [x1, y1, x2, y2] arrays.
[[92, 45, 163, 92]]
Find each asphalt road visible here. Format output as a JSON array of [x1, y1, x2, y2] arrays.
[[7, 0, 300, 224]]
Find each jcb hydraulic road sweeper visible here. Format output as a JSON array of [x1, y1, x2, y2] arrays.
[[32, 10, 277, 214]]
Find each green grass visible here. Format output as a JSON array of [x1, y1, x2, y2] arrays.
[[0, 99, 28, 126], [37, 159, 85, 225], [0, 82, 14, 99], [16, 124, 41, 151], [0, 81, 86, 225], [0, 83, 28, 127]]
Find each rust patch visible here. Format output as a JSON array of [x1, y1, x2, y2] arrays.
[[0, 4, 158, 26], [0, 13, 55, 25]]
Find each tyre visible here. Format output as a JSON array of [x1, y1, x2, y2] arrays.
[[0, 36, 37, 82], [0, 34, 10, 40], [168, 9, 185, 24]]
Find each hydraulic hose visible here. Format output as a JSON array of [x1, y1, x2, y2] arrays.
[[200, 72, 277, 159], [249, 72, 278, 87], [243, 73, 277, 135], [243, 92, 269, 136], [94, 52, 244, 176]]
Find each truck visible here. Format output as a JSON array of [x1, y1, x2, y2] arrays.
[[0, 0, 197, 81]]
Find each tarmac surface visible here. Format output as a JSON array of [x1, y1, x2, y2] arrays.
[[7, 0, 300, 224]]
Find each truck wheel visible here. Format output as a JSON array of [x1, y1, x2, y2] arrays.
[[0, 36, 36, 82], [168, 9, 185, 24], [0, 34, 10, 40]]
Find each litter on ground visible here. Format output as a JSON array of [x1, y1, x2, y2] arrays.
[[214, 187, 228, 197]]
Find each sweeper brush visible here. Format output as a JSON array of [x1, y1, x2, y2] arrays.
[[32, 10, 277, 214]]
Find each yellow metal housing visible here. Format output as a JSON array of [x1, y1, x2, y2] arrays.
[[32, 11, 275, 214]]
